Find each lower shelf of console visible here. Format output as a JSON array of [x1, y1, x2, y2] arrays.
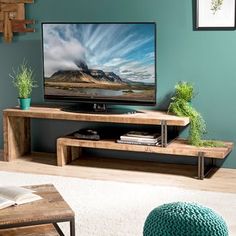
[[57, 137, 233, 180]]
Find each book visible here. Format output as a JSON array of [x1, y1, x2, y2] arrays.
[[120, 135, 161, 143], [125, 131, 161, 139], [117, 139, 160, 146], [0, 186, 42, 210]]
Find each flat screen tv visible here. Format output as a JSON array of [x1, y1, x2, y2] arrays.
[[42, 22, 156, 113]]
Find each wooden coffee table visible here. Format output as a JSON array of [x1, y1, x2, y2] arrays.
[[0, 184, 75, 236]]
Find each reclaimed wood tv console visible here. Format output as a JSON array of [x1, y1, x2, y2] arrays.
[[3, 105, 233, 180]]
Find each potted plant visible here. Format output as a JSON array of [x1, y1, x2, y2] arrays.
[[168, 81, 223, 147], [10, 61, 37, 110]]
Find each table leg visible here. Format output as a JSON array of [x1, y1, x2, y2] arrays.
[[57, 140, 72, 166], [3, 115, 31, 161], [161, 120, 168, 147], [70, 218, 75, 236], [53, 223, 65, 236], [198, 152, 205, 180]]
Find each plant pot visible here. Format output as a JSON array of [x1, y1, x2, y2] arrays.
[[19, 98, 31, 110]]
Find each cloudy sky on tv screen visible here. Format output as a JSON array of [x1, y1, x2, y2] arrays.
[[43, 23, 155, 84]]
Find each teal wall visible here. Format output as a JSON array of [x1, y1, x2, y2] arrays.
[[0, 0, 235, 167]]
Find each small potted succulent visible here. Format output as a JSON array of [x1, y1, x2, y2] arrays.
[[10, 60, 37, 110]]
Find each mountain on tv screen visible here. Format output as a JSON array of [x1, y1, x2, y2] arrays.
[[42, 23, 156, 103]]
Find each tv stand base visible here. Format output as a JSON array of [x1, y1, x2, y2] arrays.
[[62, 103, 137, 114], [3, 105, 233, 180]]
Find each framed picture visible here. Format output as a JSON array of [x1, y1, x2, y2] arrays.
[[196, 0, 236, 29]]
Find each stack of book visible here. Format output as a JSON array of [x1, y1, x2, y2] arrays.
[[117, 131, 161, 146]]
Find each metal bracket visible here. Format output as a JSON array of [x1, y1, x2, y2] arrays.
[[161, 120, 168, 147]]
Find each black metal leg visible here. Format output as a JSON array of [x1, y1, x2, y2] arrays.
[[164, 121, 167, 146], [197, 153, 216, 180], [70, 218, 75, 236], [161, 120, 168, 147], [53, 223, 65, 236], [198, 152, 205, 180], [161, 120, 164, 147]]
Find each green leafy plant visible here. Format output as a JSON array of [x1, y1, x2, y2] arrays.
[[168, 81, 224, 147], [211, 0, 224, 14], [10, 61, 37, 98]]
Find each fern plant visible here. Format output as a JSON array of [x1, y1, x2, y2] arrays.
[[168, 81, 223, 147], [10, 61, 37, 98]]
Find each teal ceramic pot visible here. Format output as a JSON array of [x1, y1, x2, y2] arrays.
[[19, 98, 31, 110]]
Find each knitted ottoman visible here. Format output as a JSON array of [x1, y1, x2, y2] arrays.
[[143, 202, 228, 236]]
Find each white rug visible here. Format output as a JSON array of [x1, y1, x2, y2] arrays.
[[0, 171, 235, 236]]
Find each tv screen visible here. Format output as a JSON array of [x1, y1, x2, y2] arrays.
[[42, 22, 156, 106]]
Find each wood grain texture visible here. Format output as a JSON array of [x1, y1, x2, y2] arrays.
[[57, 140, 81, 166], [57, 139, 71, 166], [1, 3, 18, 11], [0, 0, 33, 4], [3, 113, 9, 161], [3, 105, 190, 126], [0, 0, 34, 42], [3, 11, 12, 42], [16, 2, 24, 19], [0, 184, 74, 228], [3, 105, 189, 162], [4, 116, 30, 161], [0, 224, 59, 236], [58, 136, 233, 161]]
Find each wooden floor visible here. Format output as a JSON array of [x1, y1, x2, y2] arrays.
[[0, 150, 236, 194]]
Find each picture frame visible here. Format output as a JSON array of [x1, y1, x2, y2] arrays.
[[195, 0, 236, 30]]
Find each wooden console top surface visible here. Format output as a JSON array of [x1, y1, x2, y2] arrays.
[[3, 105, 190, 126]]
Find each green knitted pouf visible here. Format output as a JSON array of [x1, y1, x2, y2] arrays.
[[143, 202, 228, 236]]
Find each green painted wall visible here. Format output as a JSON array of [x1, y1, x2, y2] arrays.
[[0, 0, 235, 167]]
